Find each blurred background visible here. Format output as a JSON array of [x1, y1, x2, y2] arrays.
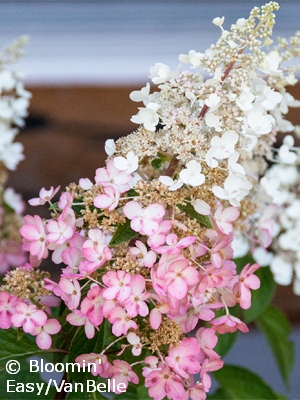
[[1, 1, 299, 398]]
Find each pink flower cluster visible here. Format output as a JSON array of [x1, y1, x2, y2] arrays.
[[0, 291, 61, 349], [15, 157, 261, 399]]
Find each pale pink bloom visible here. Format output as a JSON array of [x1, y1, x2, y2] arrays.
[[29, 186, 60, 206], [234, 263, 260, 309], [214, 205, 240, 235], [200, 358, 224, 392], [204, 229, 233, 269], [127, 332, 142, 356], [142, 356, 159, 378], [107, 307, 137, 336], [165, 258, 198, 300], [123, 201, 165, 236], [147, 220, 172, 248], [0, 292, 21, 329], [81, 285, 105, 326], [179, 300, 217, 333], [110, 360, 139, 393], [154, 233, 196, 255], [145, 366, 188, 400], [58, 191, 74, 209], [103, 270, 132, 303], [195, 327, 220, 359], [83, 228, 107, 248], [75, 353, 112, 378], [11, 302, 47, 334], [50, 232, 84, 264], [211, 314, 249, 334], [196, 265, 233, 294], [20, 214, 48, 260], [149, 302, 170, 330], [94, 185, 120, 211], [47, 219, 74, 245], [129, 240, 156, 268], [95, 159, 132, 193], [32, 318, 61, 349], [81, 244, 112, 274], [66, 310, 95, 339], [188, 384, 207, 400], [257, 205, 277, 248], [166, 338, 201, 378], [79, 178, 93, 190], [61, 247, 82, 275], [58, 277, 81, 310], [124, 274, 149, 317]]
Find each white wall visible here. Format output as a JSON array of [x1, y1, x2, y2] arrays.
[[0, 1, 299, 85]]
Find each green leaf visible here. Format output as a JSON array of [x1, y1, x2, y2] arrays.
[[151, 158, 165, 171], [207, 387, 231, 399], [214, 330, 238, 358], [213, 364, 282, 399], [256, 305, 294, 388], [0, 329, 55, 399], [243, 266, 276, 323], [49, 201, 59, 210], [177, 202, 212, 229], [109, 218, 138, 246], [0, 328, 48, 364], [126, 189, 139, 197]]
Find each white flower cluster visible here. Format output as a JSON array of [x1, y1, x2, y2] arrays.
[[0, 37, 30, 274], [0, 37, 31, 171], [123, 2, 300, 293]]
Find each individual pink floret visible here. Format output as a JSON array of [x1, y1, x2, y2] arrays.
[[95, 159, 132, 193], [154, 233, 196, 255], [129, 240, 156, 268], [75, 353, 112, 378], [123, 201, 165, 236], [195, 327, 220, 360], [147, 220, 172, 248], [47, 219, 74, 245], [164, 258, 198, 300], [11, 302, 47, 334], [102, 270, 132, 303], [58, 277, 81, 310], [124, 274, 150, 317], [234, 262, 260, 309], [80, 285, 105, 326], [145, 366, 188, 400], [214, 205, 240, 235], [110, 360, 139, 393], [211, 314, 249, 334], [19, 214, 48, 260], [94, 185, 120, 211], [0, 292, 21, 329], [32, 318, 61, 349], [28, 185, 60, 206], [66, 310, 95, 339], [107, 307, 137, 336], [165, 337, 201, 379]]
